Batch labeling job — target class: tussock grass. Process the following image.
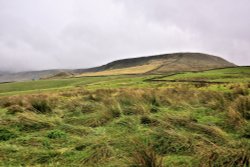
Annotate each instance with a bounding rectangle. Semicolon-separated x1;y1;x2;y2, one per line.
30;98;52;114
129;139;163;167
47;130;66;139
6;105;24;114
59;124;92;136
231;96;250;120
140;116;159;126
226;107;246;129
187;123;228;143
15;112;56;131
0;128;17;141
151;129;194;155
0;73;249;166
81;137;115;165
226;96;250;129
242;123;250;138
231;84;249;96
80;111;113;127
199;144;250;167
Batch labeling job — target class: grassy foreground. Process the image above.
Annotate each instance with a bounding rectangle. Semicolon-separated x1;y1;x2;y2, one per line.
0;67;249;166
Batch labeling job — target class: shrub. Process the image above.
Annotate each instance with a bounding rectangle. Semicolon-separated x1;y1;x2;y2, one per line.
0;128;17;141
47;130;66;139
31;99;52;113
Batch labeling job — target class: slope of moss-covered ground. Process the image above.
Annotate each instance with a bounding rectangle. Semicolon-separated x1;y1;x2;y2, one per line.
0;67;249;166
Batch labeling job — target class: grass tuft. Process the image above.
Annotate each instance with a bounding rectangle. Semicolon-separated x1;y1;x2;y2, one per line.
47;130;66;139
130;140;163;167
0;128;17;141
31;98;52;114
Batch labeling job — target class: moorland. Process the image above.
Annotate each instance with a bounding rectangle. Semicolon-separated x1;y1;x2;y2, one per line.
0;53;249;167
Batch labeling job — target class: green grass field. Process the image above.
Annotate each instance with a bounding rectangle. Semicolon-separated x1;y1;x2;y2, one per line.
0;76;114;94
0;67;249;166
159;66;250;82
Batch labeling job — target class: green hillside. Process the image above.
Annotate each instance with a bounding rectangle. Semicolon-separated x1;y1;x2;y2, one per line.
158;66;250;82
0;67;249;166
0;53;236;83
77;53;236;76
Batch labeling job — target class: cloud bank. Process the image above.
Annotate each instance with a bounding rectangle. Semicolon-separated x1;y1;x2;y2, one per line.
0;0;249;72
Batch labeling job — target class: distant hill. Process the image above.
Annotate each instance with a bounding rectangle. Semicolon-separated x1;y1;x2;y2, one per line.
0;71;11;75
0;70;71;83
0;52;236;82
77;52;236;76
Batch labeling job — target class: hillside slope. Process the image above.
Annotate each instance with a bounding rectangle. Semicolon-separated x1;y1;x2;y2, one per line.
77;53;236;76
0;70;71;83
0;52;236;82
0;77;249;166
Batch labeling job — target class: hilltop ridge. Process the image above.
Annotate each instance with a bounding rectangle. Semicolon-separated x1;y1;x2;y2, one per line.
77;52;236;76
0;52;236;82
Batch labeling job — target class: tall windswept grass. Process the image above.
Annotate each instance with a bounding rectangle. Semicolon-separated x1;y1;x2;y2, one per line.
227;107;246;129
199;143;250;167
0;128;17;141
231;84;249;96
81;138;114;165
151;129;194;155
226;95;250;129
231;96;250;120
0;80;249;166
129;140;163;167
30;98;52;114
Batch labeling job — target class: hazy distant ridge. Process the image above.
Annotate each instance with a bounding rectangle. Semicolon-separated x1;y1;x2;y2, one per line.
76;52;236;76
0;52;236;82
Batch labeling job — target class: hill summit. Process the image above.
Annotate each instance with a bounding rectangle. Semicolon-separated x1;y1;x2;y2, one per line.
77;52;236;76
0;52;236;82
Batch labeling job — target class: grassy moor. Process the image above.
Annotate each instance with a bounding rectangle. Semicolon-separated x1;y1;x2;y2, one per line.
1;1;249;166
0;60;249;166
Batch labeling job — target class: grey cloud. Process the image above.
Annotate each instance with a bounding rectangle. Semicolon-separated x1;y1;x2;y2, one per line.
0;0;249;72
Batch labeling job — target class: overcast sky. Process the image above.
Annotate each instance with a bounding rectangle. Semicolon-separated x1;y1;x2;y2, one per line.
0;0;249;72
